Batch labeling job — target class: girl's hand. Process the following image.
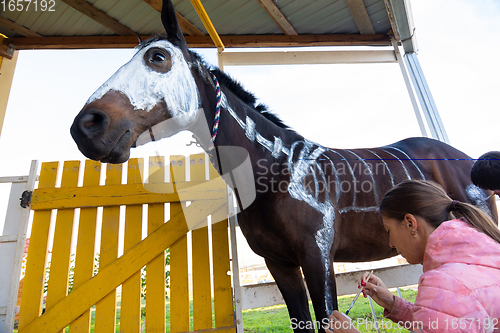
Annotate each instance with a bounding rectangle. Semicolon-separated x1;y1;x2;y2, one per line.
360;273;395;312
324;311;359;333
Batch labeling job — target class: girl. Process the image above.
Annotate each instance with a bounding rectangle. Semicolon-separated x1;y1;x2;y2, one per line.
327;180;500;332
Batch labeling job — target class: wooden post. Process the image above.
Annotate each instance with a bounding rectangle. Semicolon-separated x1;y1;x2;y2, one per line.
0;160;38;333
0;48;18;138
146;156;166;333
69;160;101;333
94;163;122;333
120;158;144;333
190;154;212;331
169;155;190;333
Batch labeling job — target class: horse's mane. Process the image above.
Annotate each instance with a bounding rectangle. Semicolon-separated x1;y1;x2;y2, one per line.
208;67;295;132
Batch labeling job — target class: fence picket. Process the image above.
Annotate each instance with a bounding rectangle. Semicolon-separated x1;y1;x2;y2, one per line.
95;164;122;333
120;158;144;333
191;154;213;330
169;155;190;333
209;164;234;329
146;156;166;333
45;161;80;333
16;156;236;333
69;160;101;333
18;162;59;330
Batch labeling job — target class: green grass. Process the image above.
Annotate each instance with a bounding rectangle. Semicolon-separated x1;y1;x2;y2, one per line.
14;289;417;332
242;288;418;333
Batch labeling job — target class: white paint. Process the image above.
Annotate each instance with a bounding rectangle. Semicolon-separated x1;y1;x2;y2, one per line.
220;93;291;157
366;149;395;186
271;137;283;159
466;184;492;216
287;140;335;314
86;40;200;127
329;148;380;213
221;92;336;313
388;147;425;180
245;116;256;141
329;150;357;207
321;155;341;206
346;149;380;204
381;149;411;179
339;206;379;214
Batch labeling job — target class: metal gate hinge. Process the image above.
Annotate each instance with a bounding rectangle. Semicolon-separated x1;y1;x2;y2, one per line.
20;190;32;208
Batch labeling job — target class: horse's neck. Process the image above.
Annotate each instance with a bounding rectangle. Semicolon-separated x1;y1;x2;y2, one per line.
212;87;304;170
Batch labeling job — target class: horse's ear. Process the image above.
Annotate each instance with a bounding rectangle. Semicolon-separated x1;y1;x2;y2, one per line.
161;0;188;50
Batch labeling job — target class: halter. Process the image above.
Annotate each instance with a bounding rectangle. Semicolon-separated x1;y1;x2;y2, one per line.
208;73;221;151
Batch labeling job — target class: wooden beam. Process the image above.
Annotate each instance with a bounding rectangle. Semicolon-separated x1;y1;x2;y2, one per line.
6;34;391;49
0;51;19;138
383;0;401;41
142;0;204;36
176;11;205;36
205;34;390;48
6;36;147;49
0;43;15;59
255;0;297;35
221;50;397;66
60;0;136;36
0;17;41;38
345;0;376;34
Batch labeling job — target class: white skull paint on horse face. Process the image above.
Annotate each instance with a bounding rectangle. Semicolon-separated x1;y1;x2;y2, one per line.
70;39;200;163
88;40;199;117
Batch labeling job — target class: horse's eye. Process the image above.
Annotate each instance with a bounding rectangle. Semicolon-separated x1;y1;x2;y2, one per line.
151;52;166;63
144;48;172;72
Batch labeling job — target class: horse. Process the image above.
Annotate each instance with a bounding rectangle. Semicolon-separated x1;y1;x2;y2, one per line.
70;0;498;331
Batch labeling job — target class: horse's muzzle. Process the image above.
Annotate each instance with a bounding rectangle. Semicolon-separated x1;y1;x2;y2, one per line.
71;107;133;164
73;109;109;139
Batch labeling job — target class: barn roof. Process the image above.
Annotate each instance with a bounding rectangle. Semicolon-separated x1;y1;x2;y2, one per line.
0;0;416;55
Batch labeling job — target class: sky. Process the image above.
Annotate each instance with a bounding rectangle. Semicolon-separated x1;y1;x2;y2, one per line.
0;0;499;257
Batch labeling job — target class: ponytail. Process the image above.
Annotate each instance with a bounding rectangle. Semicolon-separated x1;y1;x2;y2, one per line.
380;180;500;244
450;200;500;244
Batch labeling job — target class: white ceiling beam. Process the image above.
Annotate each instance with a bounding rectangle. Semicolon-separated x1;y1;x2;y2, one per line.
345;0;376;34
220;50;397;66
256;0;297;35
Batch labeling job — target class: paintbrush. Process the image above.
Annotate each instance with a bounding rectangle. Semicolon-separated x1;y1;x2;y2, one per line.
345;270;373;316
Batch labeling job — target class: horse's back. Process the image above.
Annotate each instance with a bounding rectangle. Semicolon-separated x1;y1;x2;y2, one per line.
387;137;473;193
386;137;497;223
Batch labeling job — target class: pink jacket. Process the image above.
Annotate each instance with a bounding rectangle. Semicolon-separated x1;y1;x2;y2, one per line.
385;219;500;332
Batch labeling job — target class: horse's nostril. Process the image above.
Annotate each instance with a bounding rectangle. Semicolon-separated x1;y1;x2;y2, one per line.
78;110;109;137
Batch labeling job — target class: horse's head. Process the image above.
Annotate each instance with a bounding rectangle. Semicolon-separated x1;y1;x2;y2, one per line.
71;0;208;163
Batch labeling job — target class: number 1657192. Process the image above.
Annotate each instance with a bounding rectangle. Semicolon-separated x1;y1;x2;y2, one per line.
1;0;56;12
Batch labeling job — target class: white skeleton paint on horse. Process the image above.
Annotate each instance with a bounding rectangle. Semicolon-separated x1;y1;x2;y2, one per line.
71;1;497;331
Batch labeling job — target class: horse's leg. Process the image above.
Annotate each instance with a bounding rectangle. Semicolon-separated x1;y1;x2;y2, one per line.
300;250;338;333
265;258;314;333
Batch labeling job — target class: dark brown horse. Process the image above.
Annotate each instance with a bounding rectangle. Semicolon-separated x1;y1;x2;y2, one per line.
70;1;498;331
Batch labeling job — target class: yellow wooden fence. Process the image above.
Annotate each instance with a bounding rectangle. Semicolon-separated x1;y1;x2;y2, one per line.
17;154;236;333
